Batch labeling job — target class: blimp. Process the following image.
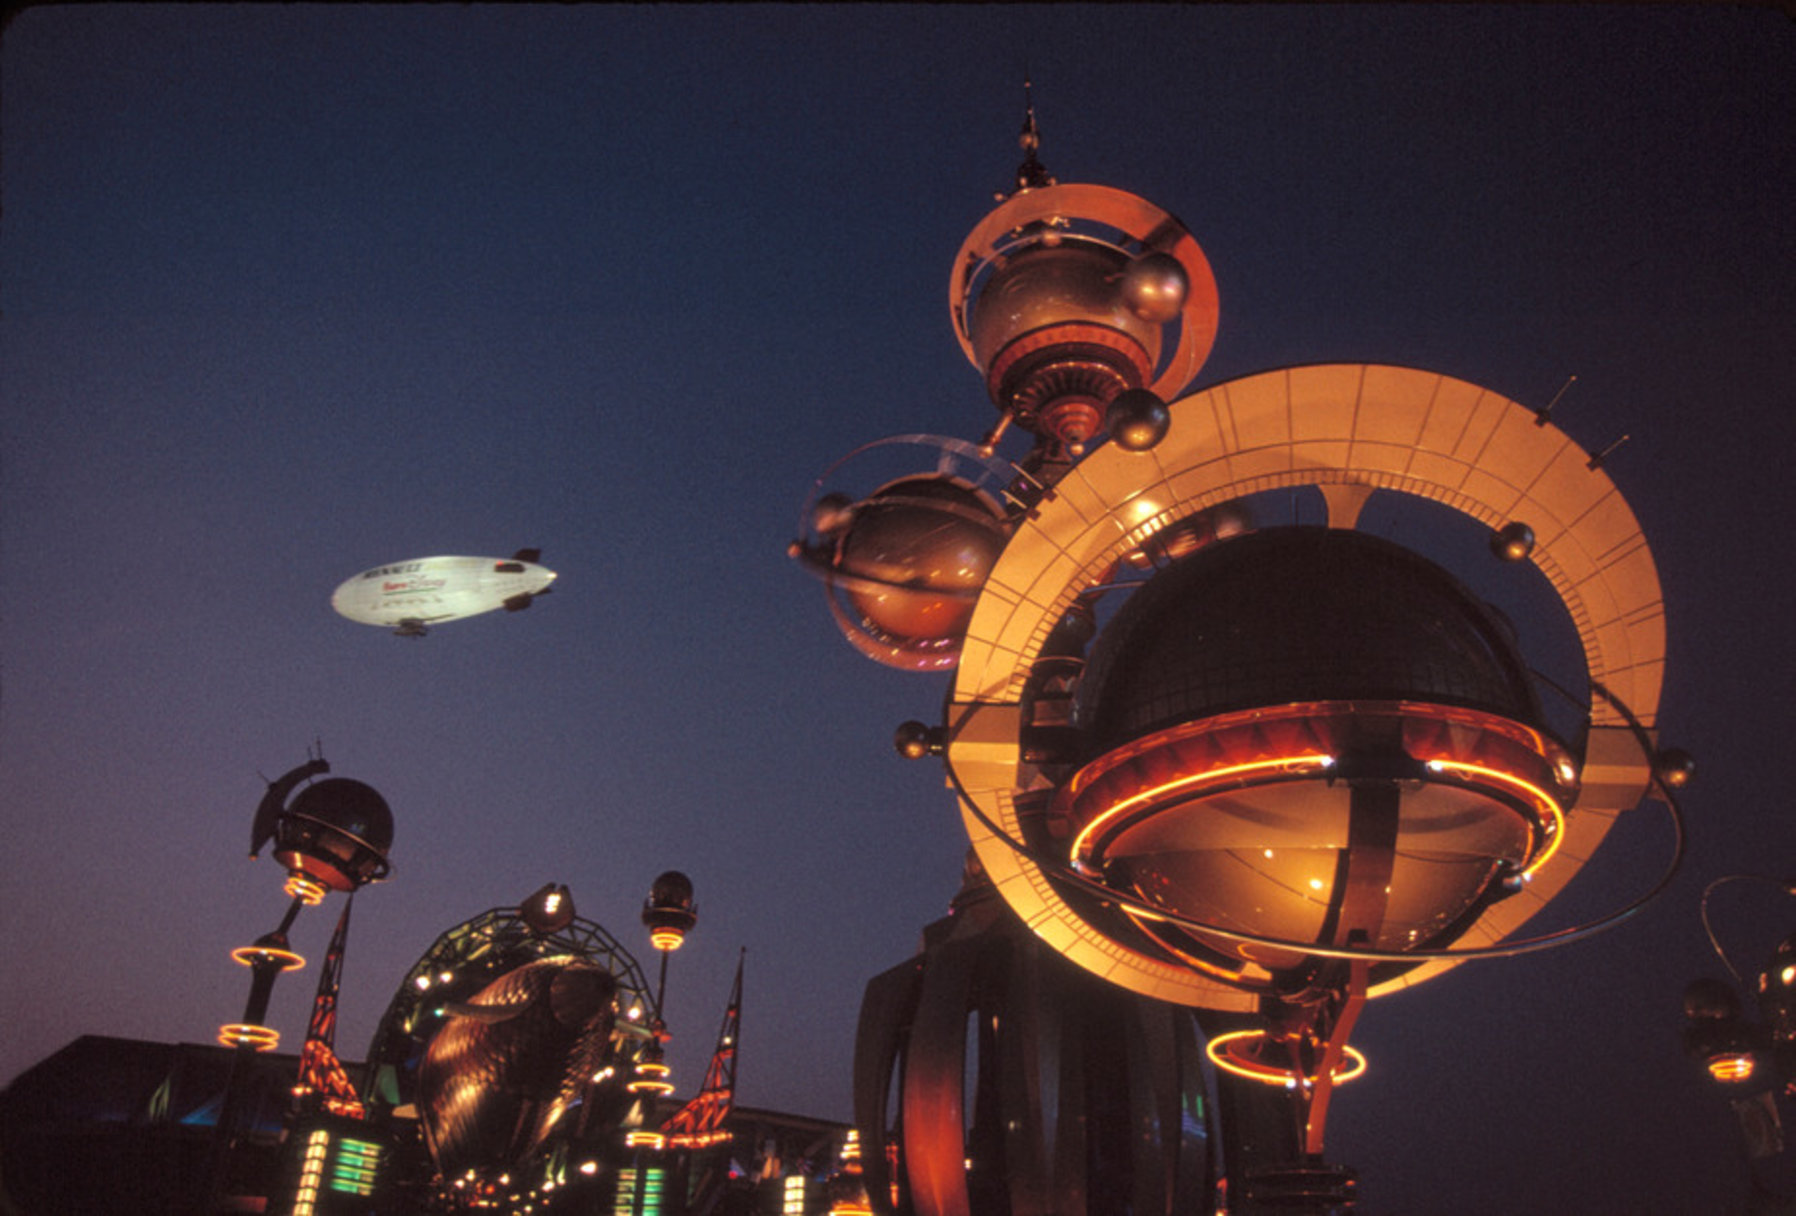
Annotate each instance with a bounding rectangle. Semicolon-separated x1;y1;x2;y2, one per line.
331;549;556;637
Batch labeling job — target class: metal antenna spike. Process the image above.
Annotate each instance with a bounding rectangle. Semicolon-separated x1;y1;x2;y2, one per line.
1020;75;1040;153
1534;374;1577;427
1586;433;1631;470
1011;72;1055;195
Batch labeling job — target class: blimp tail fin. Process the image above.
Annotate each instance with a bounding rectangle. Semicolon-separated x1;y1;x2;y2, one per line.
511;548;543;564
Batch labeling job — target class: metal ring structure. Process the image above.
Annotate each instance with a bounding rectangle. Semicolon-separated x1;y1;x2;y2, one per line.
949;183;1221;401
945;363;1665;1010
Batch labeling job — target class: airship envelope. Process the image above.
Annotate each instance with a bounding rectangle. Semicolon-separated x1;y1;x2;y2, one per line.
331;550;557;637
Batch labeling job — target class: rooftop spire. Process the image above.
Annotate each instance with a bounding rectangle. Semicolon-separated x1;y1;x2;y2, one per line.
1012;75;1055;195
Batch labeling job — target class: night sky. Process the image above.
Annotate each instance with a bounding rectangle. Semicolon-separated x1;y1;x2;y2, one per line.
4;7;1794;1213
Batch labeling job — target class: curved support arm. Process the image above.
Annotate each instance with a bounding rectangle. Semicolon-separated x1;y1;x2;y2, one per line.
248;757;330;859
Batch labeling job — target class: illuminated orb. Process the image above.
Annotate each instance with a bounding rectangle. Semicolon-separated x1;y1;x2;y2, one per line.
946;364;1666;1010
795;435;1016;672
642;870;697;951
950;182;1222;437
837;476;1006;640
1118;251;1191;324
1058;528;1568;983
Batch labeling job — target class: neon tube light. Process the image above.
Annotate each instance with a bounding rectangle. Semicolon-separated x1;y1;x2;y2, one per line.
1070;753;1336;860
1205;1029;1366;1086
1421;758;1567;875
218;1023;280;1051
1707;1053;1755;1082
284;874;328;904
231;944;305;970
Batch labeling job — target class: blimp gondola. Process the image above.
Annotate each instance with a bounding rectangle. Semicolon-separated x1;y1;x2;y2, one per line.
330;549;556;637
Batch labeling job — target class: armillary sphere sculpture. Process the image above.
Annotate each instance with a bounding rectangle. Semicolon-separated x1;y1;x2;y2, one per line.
796;93;1686;1215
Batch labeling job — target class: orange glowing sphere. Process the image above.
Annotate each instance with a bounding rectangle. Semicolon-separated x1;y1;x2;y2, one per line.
836;477;1006;646
1061;528;1559;982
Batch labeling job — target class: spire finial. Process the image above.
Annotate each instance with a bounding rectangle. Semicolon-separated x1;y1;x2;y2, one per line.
1012;73;1055;195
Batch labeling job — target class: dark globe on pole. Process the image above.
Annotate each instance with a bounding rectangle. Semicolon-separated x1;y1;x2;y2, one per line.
274;777;394;892
1106;389;1171;451
894;720;940;760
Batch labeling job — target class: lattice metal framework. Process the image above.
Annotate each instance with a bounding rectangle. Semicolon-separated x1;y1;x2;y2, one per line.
362;905;658;1109
663;952;744;1149
294;897;366;1119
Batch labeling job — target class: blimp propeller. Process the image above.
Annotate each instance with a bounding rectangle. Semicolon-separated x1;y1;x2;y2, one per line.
332;549;558;637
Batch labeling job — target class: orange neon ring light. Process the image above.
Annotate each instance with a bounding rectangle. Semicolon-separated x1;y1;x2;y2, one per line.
1420;757;1567;877
1067;753;1337;864
1205;1029;1367;1087
1069;750;1564;880
218;1023;281;1052
231;944;305;970
1708;1054;1755;1083
284;874;329;905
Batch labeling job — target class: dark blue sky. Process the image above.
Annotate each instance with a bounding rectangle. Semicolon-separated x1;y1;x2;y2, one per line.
3;7;1793;1213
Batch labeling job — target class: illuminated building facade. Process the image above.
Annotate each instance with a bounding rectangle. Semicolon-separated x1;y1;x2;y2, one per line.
0;1036;857;1216
0;848;851;1216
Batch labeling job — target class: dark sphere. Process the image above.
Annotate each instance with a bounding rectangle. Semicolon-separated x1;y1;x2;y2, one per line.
1656;747;1696;789
647;870;694;910
894;720;939;760
286;777;393;849
644;870;697;939
1684;976;1742;1021
1490;521;1536;563
1074;528;1542;757
1106;389;1171;451
1118;251;1189;323
277;777;394;891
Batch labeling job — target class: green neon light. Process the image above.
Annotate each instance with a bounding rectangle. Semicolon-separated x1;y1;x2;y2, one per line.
328;1138;382;1195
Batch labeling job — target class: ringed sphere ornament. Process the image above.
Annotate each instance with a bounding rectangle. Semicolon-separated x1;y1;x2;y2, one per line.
1119;251;1190;324
835;476;1007;646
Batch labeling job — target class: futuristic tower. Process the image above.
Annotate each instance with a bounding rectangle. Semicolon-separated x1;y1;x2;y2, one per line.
211;755;396;1214
221;757;396;1057
796;96;1683;1213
